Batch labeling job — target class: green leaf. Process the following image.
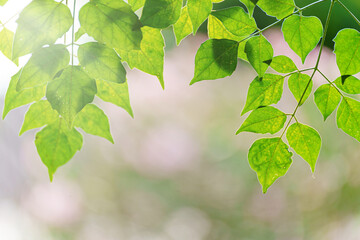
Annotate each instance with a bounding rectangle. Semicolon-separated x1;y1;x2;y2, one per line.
35;119;83;181
212;0;224;2
270;55;297;73
12;0;72;59
78;42;126;84
257;0;295;19
128;0;145;11
96;80;133;118
238;40;248;62
242;74;285;115
245;35;273;77
3;70;46;119
286;123;321;173
209;7;257;40
337;97;360;142
334;29;360;76
282;15;323;63
46;66;97;128
288;73;312;106
248;138;292;193
19;100;59;136
0;0;8;6
187;0;212;34
191;39;239;84
239;0;256;16
17;45;70;91
75;27;86;42
0;27;18;65
173;6;193;45
237;106;286;134
334;76;360;94
314;84;341;121
79;0;142;51
74;104;113;143
140;0;182;28
117;26;165;89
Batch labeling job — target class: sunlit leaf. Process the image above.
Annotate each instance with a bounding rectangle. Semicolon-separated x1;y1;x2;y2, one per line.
140;0;182;28
237;40;248;62
314;84;341;121
0;0;8;6
17;45;70;91
237;106;286;134
191;39;239;85
0;27;18;65
334;29;360;76
270;55;297;73
248;138;292;193
242;74;285;115
46;66;97;128
187;0;212;33
334;76;360;94
78;42;126;84
336;97;360;142
35;119;83;181
12;0;72;59
239;0;256;16
75;27;86;42
288;73;312;105
257;0;295;19
128;0;145;11
19;100;59;135
286;123;321;173
117;26;165;89
245;35;273;77
282;15;323;63
173;6;193;45
74;104;114;143
79;0;142;51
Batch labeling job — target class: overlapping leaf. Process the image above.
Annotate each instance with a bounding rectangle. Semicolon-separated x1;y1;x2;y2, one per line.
0;27;18;65
288;73;312;105
270;55;297;73
239;0;256;16
337;97;360;142
245;35;273;77
187;0;212;34
128;0;145;11
173;6;193;45
140;0;182;28
334;76;360;94
257;0;295;19
314;84;341;121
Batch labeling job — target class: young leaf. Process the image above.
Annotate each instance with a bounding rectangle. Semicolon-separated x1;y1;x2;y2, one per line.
75;27;86;42
19;100;59;136
257;0;295;19
46;66;97;128
96;80;133;118
270;55;297;73
173;6;193;45
336;97;360;142
239;0;256;16
286;123;321;173
288;73;312;105
245;35;273;77
282;15;323;63
187;0;212;34
237;106;286;134
334;76;360;94
35;119;83;181
128;0;145;11
140;0;182;28
74;104;114;143
3;70;46;119
0;27;18;65
117;26;165;89
210;7;257;40
78;42;126;84
248;138;292;193
12;0;72;59
314;84;341;121
17;45;70;91
242;74;285;115
191;39;239;85
79;0;142;51
334;29;360;76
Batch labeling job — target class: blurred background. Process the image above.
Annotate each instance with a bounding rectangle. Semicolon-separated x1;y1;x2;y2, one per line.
0;0;360;239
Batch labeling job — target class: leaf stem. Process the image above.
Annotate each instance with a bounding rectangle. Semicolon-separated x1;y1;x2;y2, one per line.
316;69;345;98
336;0;360;27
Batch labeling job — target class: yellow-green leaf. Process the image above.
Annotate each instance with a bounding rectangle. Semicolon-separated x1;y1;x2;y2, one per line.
0;27;18;65
288;73;312;106
334;76;360;94
173;6;193;45
270;55;297;73
257;0;295;19
187;0;212;34
314;84;341;121
245;35;273;77
336;97;360;142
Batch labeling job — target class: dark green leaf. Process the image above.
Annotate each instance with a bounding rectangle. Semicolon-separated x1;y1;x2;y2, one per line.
74;104;114;143
12;0;72;59
245;35;273;77
337;97;360;142
0;27;18;65
173;6;193;45
288;73;312;105
248;138;292;193
282;15;323;63
237;106;286;134
46;66;97;127
79;0;142;51
257;0;295;19
35;119;83;181
286;123;321;173
140;0;182;28
187;0;212;33
17;45;70;91
191;39;239;84
78;42;126;84
270;55;297;73
242;74;285;115
314;84;341;121
334;76;360;94
239;0;256;16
